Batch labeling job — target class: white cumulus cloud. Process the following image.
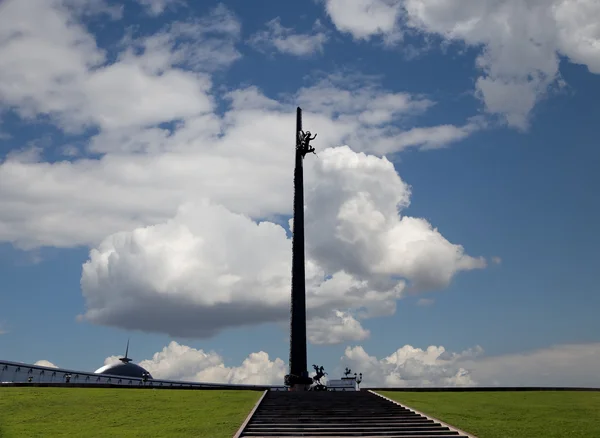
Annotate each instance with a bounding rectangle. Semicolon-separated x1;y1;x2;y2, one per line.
100;341;600;387
324;0;404;42
323;0;600;129
0;0;486;342
307;311;371;345
341;342;600;387
79;146;484;338
0;1;240;133
135;0;182;16
341;344;479;387
138;341;286;385
34;360;59;368
0;82;478;251
250;18;328;56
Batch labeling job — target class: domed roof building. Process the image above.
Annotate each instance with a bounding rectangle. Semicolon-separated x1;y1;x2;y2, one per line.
94;340;153;380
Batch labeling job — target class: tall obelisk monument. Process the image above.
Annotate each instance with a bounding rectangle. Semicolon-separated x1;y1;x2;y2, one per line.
285;107;317;391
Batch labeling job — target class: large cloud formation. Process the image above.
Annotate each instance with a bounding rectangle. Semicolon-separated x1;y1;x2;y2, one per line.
138;342;287;385
95;341;600;387
340;342;600;388
80;146;484;339
0;1;481;251
0;1;485;341
324;0;600;129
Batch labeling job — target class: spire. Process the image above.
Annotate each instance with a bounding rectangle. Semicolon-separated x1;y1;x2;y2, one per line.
120;338;132;363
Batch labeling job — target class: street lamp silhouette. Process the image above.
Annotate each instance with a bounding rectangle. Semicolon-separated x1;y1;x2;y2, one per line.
354;372;363;389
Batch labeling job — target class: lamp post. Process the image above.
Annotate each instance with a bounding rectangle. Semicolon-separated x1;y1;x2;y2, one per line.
355;373;363;390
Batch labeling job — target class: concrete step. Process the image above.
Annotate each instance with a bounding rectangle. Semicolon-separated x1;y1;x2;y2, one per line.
244;427;454;433
236;391;472;438
240;436;464;438
252;413;419;417
249;418;434;427
251;417;423;420
242;432;461;437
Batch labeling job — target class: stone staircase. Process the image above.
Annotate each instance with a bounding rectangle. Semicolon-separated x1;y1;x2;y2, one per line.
235;390;473;437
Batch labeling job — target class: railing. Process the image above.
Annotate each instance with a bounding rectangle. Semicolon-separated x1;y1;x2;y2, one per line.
0;360;286;391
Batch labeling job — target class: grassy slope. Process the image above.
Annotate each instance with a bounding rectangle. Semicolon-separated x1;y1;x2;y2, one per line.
0;388;262;438
378;391;600;438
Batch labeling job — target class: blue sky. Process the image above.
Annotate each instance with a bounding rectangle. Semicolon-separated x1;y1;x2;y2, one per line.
1;0;600;386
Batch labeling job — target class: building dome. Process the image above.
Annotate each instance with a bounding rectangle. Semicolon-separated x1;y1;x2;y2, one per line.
94;340;153;379
94;362;153;379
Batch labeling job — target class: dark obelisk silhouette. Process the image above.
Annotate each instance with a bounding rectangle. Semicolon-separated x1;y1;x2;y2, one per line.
285;107;317;391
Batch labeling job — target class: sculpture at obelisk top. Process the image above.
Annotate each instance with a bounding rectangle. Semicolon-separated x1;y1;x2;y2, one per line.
285;107;318;391
298;130;317;157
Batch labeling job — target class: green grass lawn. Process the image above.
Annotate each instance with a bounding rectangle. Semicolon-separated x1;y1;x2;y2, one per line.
378;391;600;438
0;388;262;438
